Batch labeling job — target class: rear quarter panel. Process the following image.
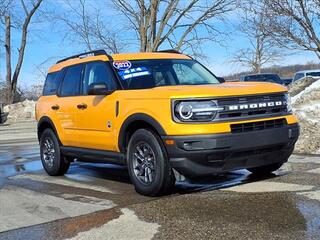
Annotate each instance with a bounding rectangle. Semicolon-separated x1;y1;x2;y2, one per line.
37;95;68;145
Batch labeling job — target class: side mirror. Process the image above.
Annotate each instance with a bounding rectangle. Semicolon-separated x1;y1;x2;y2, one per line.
217;77;225;83
88;83;114;95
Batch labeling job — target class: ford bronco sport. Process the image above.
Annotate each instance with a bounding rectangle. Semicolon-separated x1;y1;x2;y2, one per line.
36;50;299;196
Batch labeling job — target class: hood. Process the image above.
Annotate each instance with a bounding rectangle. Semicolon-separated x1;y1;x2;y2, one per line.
124;82;288;99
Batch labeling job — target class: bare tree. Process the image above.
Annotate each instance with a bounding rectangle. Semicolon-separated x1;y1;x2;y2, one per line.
253;0;320;59
231;6;281;73
0;1;12;84
56;0;121;53
111;0;235;56
0;0;12;17
3;0;43;104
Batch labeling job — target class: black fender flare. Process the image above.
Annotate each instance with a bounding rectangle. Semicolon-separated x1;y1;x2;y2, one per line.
118;113;167;152
37;116;60;143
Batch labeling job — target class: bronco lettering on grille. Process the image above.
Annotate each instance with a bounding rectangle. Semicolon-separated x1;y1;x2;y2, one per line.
227;101;286;111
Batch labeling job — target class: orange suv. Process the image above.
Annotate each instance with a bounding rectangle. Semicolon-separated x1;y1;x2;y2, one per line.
36;50;299;196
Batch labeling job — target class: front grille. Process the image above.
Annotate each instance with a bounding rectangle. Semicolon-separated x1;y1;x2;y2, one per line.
215;93;288;121
230;118;286;133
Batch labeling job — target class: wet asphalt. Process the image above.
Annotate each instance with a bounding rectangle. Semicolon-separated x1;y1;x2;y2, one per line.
0;121;320;240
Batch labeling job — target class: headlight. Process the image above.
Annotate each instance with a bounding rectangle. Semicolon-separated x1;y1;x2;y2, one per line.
285;93;292;112
174;100;223;122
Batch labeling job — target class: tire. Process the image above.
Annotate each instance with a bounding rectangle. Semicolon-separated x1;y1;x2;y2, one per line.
40;128;70;176
127;129;175;196
247;162;284;175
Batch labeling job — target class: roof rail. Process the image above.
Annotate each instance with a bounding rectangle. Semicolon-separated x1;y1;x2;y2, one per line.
156;49;181;54
56;49;112;64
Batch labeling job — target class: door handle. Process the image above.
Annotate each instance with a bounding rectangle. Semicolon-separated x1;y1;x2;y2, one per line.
51;105;60;110
77;103;87;109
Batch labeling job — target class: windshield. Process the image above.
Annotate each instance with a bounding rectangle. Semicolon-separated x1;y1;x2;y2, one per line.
306;72;320;77
113;59;220;89
243;74;283;84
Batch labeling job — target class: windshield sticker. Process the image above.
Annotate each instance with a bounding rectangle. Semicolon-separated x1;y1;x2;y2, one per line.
113;60;132;70
118;67;151;80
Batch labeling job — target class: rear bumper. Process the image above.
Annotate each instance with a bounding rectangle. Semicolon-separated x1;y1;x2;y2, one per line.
162;124;299;177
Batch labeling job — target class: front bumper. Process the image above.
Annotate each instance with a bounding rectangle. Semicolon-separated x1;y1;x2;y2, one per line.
162;123;299;177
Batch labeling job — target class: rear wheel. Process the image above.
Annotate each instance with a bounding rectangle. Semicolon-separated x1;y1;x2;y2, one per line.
40;128;70;176
247;162;284;175
127;129;175;196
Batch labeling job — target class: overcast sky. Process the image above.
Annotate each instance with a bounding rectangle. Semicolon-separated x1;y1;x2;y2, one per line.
0;0;319;87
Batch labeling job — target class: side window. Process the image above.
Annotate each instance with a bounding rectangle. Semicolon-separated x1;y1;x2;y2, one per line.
43;72;60;96
83;62;116;95
60;64;83;97
154;71;166;86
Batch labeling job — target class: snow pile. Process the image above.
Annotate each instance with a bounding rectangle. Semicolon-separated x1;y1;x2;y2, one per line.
3;100;37;123
289;77;318;97
290;78;320;154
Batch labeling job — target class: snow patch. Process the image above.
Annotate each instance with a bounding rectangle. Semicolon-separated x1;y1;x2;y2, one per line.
3;100;36;123
290;78;320;154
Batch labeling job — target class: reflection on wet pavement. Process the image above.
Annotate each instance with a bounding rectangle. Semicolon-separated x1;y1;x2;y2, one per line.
1;139;320;239
0;141;278;192
298;200;320;239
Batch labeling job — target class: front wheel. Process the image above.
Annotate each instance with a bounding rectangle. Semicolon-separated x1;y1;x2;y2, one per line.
40;129;70;176
127;129;175;196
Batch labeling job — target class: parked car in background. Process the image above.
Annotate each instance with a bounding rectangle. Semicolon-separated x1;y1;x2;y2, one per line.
0;103;8;124
293;70;320;82
240;73;285;85
282;78;293;86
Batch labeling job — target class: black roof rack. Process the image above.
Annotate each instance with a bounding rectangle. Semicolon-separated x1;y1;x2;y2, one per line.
56;49;112;64
156;49;181;54
156;49;194;59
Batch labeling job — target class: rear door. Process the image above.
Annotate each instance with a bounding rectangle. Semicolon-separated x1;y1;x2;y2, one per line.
74;61;119;151
55;64;84;146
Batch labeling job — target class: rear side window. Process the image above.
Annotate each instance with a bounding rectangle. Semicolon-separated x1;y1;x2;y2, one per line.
306;72;320;77
60;64;83;97
43;72;60;96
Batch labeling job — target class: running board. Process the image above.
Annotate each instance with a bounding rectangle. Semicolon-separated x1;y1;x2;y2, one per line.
60;146;126;165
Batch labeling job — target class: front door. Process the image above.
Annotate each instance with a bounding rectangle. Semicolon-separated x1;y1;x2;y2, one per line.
74;61;118;151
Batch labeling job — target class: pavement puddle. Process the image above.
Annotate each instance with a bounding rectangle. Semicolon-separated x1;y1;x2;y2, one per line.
59;193;116;207
10;174;115;194
297;200;320;239
0;186;115;233
223;181;314;193
67;208;159;240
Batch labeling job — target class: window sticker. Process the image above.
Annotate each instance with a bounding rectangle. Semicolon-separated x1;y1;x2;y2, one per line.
113;60;132;70
118;67;151;80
